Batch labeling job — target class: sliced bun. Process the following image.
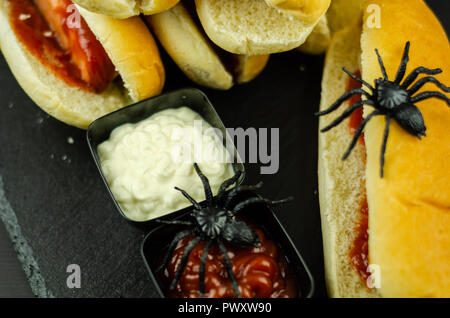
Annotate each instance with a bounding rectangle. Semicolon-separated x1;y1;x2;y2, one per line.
194;0;327;55
297;15;331;55
0;2;164;129
72;0;180;19
147;2;269;89
361;0;450;298
318;23;378;298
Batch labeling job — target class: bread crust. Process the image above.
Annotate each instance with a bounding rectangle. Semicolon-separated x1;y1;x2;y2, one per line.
72;0;180;19
0;1;164;129
361;0;450;297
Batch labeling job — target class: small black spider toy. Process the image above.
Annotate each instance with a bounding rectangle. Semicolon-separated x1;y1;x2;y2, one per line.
316;41;450;177
156;163;293;298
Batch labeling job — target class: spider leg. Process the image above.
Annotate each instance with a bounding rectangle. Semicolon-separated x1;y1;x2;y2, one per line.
379;116;391;178
156;229;195;274
217;239;241;298
394;42;410;84
343;67;375;91
216;170;242;203
342;110;382;160
224;182;264;209
411;91;450;106
375;49;388;80
193;163;213;204
198;240;213;298
231;197;293;217
174;187;202;210
321;100;375;133
315;89;372;116
170;236;202;291
408;77;450;95
401;67;442;89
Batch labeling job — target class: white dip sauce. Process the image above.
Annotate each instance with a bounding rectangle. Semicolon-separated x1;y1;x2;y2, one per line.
98;107;234;221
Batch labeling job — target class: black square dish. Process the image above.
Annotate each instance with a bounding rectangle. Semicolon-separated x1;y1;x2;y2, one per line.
86;88;245;226
141;191;315;298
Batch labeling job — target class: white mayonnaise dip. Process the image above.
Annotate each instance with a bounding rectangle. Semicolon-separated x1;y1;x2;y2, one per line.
98;107;234;221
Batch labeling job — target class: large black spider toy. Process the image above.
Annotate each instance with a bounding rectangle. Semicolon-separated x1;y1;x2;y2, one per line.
156;163;292;298
316;41;450;177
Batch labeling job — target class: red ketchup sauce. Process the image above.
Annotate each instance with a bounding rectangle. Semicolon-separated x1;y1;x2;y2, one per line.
346;71;365;146
161;222;297;298
349;197;370;284
346;71;371;285
8;0;115;93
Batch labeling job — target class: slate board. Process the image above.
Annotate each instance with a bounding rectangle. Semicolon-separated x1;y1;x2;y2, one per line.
0;0;448;298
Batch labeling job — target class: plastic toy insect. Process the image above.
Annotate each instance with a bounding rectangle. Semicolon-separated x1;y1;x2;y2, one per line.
316;41;450;177
156;163;292;298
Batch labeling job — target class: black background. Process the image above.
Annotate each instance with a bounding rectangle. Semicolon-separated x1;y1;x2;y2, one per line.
0;0;448;298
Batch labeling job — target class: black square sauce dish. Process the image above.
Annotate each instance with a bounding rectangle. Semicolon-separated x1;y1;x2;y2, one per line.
141;190;315;299
87;88;244;227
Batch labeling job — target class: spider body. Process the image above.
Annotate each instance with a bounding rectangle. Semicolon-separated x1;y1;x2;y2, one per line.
317;42;450;177
156;163;292;298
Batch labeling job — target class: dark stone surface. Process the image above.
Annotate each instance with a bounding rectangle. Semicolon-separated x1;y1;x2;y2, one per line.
0;0;448;298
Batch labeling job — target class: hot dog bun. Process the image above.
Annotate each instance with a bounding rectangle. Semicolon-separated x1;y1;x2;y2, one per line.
194;0;330;55
72;0;180;19
297;15;330;55
318;0;450;297
147;2;269;90
0;2;164;129
361;0;450;298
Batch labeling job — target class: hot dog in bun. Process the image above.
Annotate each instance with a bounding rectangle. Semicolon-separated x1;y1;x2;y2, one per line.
318;0;450;298
0;0;165;129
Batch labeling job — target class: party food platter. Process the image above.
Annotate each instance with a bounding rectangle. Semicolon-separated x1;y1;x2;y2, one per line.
0;0;449;299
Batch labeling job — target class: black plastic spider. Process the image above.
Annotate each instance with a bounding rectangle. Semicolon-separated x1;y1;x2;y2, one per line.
156;163;293;298
316;41;450;177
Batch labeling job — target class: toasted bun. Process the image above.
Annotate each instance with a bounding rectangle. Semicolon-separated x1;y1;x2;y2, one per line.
327;0;363;34
319;0;450;298
318;23;378;298
361;0;450;298
147;2;269;89
72;0;180;19
194;0;328;55
297;15;331;55
0;2;164;129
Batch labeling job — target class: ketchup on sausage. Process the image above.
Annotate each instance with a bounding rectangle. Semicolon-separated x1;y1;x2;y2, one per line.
9;0;115;93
